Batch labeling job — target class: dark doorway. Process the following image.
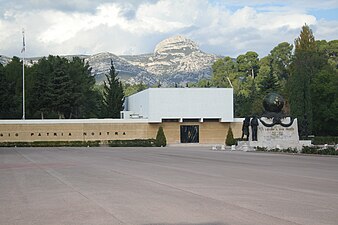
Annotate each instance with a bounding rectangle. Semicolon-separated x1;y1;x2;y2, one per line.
180;125;199;143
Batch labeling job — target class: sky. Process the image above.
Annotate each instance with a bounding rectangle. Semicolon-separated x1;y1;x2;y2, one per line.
1;0;338;58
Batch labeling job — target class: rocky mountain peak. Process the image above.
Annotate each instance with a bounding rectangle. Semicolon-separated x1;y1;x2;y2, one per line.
154;35;200;56
1;36;221;86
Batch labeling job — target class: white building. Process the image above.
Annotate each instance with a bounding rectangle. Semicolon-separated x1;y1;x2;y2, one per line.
0;88;242;145
122;88;234;123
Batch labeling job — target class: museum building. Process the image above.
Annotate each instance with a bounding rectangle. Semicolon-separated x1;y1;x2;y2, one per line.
0;88;242;144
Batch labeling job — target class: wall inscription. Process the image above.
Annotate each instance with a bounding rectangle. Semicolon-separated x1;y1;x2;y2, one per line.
250;118;300;149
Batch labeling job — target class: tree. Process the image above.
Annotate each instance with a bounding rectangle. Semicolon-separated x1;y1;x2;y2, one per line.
316;40;338;72
26;55;103;119
103;60;124;118
270;43;292;77
288;24;325;137
28;57;53;118
294;25;316;53
311;40;338;135
212;56;238;88
0;55;105;119
211;53;261;117
67;57;98;118
256;56;280;96
155;126;167;147
225;127;236;146
236;51;259;78
123;83;147;97
0;64;15;118
195;79;212;88
50;56;73;118
269;42;293;95
3;56;23;118
311;65;338;135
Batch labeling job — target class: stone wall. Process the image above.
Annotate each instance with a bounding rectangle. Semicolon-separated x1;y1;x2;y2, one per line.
0;120;242;145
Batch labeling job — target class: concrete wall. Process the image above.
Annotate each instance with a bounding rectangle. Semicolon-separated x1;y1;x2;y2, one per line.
0;119;242;145
126;89;149;119
126;88;234;123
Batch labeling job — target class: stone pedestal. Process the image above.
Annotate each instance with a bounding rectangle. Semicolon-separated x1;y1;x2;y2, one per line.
249;117;301;150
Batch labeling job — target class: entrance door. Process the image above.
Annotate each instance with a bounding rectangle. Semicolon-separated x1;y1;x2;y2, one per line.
180;125;199;143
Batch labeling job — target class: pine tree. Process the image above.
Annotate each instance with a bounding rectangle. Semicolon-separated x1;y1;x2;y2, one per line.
0;64;15;118
68;57;97;118
155;126;167;147
28;57;53;119
311;65;338;135
288;24;318;137
225;126;236;146
103;60;124;118
3;57;23;118
50;57;72;118
259;73;280;96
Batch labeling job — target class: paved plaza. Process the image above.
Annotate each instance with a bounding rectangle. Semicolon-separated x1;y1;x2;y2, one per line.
0;147;338;225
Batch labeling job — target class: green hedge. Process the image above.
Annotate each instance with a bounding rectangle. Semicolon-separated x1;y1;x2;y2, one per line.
301;146;338;155
108;139;156;147
255;146;298;153
256;146;337;155
312;136;338;145
0;141;100;147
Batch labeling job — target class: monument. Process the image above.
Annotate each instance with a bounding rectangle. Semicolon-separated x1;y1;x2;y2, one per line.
245;93;302;150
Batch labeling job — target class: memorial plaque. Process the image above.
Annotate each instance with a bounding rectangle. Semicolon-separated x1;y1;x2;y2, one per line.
241;93;303;150
250;118;300;150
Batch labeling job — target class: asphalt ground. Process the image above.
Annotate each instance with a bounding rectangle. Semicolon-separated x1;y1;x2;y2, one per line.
0;147;337;225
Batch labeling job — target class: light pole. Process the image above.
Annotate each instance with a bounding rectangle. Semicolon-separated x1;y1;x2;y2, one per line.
21;28;26;120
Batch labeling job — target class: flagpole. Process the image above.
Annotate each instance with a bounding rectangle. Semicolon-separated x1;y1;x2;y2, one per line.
22;29;25;120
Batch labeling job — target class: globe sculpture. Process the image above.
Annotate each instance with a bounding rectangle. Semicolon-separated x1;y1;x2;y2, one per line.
263;93;285;113
260;93;294;127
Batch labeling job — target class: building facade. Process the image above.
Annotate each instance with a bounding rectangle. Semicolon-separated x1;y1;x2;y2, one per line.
123;88;234;122
0;88;242;145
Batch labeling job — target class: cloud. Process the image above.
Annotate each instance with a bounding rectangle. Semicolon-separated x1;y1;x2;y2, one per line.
0;0;159;13
0;0;336;58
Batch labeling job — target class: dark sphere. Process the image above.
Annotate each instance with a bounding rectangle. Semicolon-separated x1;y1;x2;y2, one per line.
263;93;285;113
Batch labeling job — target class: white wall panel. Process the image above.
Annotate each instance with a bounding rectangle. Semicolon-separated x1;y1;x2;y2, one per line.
126;88;234;122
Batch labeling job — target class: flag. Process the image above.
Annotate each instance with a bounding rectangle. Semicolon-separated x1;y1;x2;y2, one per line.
21;29;25;53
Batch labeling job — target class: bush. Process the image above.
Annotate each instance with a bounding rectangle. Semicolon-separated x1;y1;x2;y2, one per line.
319;147;338;155
0;141;100;147
108;139;156;147
255;146;268;151
270;147;298;153
312;136;338;145
155;126;167;147
301;146;320;154
225;127;236;146
283;148;299;153
256;147;298;153
302;146;338;155
255;145;338;155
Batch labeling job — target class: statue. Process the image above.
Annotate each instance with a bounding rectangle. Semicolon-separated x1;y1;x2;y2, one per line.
260;93;294;127
241;117;250;141
242;92;300;150
251;116;259;141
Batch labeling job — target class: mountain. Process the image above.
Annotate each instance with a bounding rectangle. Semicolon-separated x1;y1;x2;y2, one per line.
84;52;154;84
0;35;220;86
0;55;11;65
120;35;220;85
